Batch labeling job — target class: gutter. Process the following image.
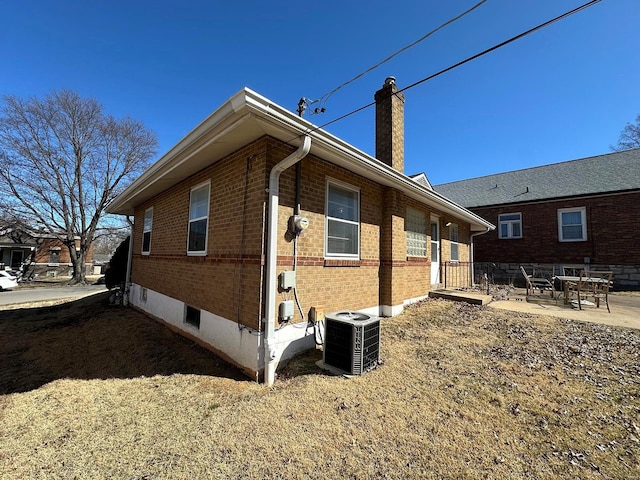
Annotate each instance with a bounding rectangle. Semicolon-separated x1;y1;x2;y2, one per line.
264;135;311;386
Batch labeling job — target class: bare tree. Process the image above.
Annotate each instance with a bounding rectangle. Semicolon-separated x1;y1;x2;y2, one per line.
93;220;130;257
0;90;157;284
615;114;640;150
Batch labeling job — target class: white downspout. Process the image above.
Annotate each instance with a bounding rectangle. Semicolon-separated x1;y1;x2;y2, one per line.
124;216;134;306
264;135;311;386
470;226;492;287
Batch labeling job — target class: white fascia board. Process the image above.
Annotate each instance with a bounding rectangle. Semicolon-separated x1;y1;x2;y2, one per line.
107;87;494;232
106;90;251;214
291;120;494;232
240;90;494;231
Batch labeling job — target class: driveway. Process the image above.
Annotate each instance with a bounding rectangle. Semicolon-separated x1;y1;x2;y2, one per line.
0;284;106;307
489;289;640;330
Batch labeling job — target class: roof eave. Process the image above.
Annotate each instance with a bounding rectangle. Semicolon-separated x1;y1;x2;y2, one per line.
106;88;494;232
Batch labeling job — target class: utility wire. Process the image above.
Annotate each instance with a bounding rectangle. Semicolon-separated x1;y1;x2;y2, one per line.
317;0;488;110
301;0;602;136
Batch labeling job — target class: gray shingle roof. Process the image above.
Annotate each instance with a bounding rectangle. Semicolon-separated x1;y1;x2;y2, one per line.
432;148;640;208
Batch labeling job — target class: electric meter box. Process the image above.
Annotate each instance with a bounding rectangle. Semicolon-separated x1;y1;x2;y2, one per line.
279;300;294;322
279;270;296;290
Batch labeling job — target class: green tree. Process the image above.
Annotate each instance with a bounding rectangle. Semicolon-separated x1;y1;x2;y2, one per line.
0;90;157;284
104;236;130;290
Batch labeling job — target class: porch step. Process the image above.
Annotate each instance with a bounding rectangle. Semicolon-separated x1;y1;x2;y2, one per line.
428;289;492;306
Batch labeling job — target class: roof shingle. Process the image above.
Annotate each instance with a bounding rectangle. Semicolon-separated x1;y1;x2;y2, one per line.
432;148;640;208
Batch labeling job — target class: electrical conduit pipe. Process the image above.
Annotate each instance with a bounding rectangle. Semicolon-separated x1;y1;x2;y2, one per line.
264;135;311;386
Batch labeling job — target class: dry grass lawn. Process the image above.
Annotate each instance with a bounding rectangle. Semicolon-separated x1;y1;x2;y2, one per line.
1;293;638;479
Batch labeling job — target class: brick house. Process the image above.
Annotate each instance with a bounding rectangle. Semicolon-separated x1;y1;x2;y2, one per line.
0;229;35;271
32;236;94;277
433;148;640;289
0;228;93;277
106;79;494;383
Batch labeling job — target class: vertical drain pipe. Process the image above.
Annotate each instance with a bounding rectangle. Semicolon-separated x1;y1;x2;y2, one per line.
264;135;311;386
470;227;492;287
124;216;135;306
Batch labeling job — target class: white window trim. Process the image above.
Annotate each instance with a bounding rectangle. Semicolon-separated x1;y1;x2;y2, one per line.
557;207;587;242
449;223;460;262
498;212;522;239
142;207;153;255
187;181;211;256
324;178;360;260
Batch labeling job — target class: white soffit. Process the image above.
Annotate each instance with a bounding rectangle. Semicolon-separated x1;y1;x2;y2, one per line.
107;88;493;232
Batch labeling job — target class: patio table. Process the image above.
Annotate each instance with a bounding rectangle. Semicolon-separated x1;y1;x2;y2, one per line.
554;275;611;306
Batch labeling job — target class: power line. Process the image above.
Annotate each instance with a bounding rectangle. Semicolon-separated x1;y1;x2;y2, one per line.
315;0;488;111
301;0;602;136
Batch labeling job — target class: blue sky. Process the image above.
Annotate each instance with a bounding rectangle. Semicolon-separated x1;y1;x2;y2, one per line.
2;0;638;184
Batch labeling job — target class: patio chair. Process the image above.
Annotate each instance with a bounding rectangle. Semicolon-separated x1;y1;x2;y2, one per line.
576;270;612;313
562;265;583;277
520;265;555;300
563;269;584;305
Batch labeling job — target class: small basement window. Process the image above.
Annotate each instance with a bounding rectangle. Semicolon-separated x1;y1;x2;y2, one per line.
185;305;201;329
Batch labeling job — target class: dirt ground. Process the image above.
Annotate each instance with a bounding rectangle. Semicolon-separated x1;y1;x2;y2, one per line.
0;289;638;479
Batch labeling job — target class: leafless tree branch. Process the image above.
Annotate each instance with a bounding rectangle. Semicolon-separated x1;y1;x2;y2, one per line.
0;90;157;283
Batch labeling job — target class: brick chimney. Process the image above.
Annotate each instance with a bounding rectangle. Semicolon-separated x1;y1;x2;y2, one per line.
375;76;405;173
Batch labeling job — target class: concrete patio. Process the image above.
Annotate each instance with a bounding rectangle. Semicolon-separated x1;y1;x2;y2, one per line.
488;288;640;331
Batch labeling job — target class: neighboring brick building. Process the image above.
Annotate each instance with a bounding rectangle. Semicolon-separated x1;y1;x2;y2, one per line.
32;236;94;277
0;229;35;271
106;80;494;383
0;229;93;277
433;148;640;289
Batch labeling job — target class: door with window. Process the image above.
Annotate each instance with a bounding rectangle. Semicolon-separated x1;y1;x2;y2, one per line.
430;218;440;284
11;250;23;269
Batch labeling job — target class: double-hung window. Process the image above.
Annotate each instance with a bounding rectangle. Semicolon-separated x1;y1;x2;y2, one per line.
142;207;153;254
406;207;427;257
326;180;360;258
449;223;459;262
188;182;210;254
558;207;586;242
498;213;522;239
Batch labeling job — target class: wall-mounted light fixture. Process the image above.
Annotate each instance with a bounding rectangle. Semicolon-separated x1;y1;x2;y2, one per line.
445;222;452;227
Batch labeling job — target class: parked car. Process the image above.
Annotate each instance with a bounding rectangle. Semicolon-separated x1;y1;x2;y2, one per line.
0;270;19;291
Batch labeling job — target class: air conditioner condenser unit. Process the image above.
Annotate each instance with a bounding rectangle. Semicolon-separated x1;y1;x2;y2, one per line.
323;311;380;375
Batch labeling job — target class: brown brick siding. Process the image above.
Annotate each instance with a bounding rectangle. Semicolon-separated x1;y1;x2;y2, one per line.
131;135;474;333
132;138;271;329
471;191;640;265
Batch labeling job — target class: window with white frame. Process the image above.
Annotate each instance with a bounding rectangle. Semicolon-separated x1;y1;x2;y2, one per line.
142;207;153;254
406;207;427;257
498;212;522;239
558;207;586;242
188;182;210;254
449;223;459;261
326;180;360;258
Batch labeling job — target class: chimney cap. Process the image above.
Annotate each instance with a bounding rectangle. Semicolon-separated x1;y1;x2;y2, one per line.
384;76;396;86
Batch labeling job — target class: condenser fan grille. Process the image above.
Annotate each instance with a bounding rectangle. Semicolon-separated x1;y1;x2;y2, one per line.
324;312;380;375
